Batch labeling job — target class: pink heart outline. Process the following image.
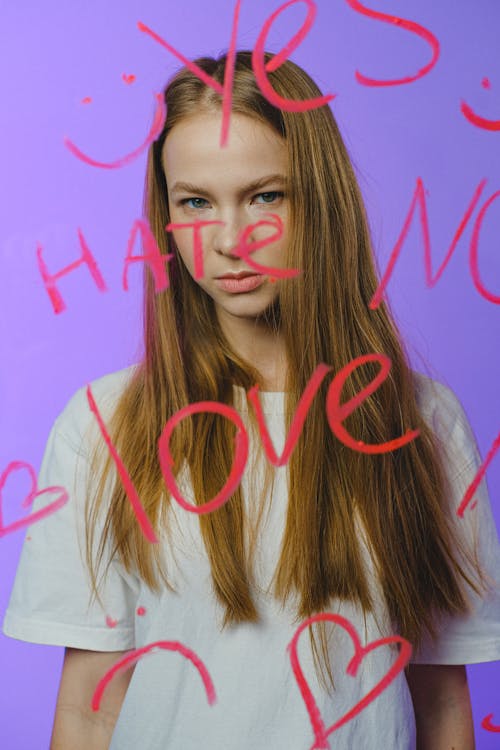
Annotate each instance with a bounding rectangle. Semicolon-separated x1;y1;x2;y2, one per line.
287;612;413;750
0;460;69;537
91;640;216;712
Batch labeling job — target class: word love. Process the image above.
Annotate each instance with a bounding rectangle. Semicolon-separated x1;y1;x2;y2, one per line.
0;461;68;538
88;353;420;544
88;349;497;543
91;613;412;747
36;214;298;315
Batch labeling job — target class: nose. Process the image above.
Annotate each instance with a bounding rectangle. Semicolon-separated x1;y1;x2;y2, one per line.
212;212;249;258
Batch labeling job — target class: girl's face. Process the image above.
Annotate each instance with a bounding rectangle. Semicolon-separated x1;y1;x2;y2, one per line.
162;111;289;332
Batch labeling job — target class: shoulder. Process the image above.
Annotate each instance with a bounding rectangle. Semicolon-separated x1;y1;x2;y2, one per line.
411;370;479;478
51;364;140;455
412;371;471;439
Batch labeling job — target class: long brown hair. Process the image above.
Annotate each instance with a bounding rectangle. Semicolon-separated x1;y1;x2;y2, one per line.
86;51;487;689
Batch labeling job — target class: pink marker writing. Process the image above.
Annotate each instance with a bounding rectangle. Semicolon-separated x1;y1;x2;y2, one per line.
91;640;216;712
0;461;68;538
288;612;412;749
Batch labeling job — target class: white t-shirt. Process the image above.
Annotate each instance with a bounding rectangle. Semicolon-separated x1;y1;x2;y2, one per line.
3;366;500;749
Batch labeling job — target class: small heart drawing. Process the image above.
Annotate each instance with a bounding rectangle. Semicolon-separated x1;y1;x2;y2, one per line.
122;73;136;85
288;612;412;750
0;460;69;538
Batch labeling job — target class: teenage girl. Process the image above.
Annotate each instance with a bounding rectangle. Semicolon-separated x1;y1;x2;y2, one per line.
4;51;500;750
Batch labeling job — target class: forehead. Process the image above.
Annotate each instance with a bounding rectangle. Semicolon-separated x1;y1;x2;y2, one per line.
161;112;287;187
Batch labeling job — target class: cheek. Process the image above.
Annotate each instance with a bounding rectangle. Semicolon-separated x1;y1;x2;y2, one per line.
268;212;289;256
172;234;214;295
270;226;290;267
172;233;195;274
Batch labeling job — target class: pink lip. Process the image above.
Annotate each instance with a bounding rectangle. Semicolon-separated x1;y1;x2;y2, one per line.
214;275;265;293
216;271;256;279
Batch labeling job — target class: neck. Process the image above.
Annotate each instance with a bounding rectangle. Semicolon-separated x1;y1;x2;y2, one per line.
217;312;288;392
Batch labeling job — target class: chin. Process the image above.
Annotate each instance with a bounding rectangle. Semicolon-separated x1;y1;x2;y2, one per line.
220;294;280;320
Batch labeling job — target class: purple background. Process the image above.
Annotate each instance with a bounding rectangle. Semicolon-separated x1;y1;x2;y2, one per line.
1;0;499;746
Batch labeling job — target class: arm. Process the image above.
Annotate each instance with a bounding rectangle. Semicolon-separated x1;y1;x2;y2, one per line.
406;664;475;750
50;647;135;750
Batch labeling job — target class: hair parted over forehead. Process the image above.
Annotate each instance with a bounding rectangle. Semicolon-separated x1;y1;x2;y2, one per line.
146;49;383;371
148;50;373;322
87;49;488;695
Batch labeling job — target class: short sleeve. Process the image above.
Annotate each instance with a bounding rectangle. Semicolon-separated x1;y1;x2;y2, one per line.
2;412;139;651
410;378;500;664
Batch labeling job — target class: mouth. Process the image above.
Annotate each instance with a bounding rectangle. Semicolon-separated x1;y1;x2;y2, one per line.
214;274;266;294
215;271;261;280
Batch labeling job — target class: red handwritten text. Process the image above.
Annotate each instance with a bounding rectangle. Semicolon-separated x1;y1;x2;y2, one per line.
137;0;241;149
37;227;108;315
37;213;299;313
345;0;440;87
247;362;333;465
326;353;420;453
91;640;216;712
252;0;334;112
288;612;412;748
369;178;490;309
139;0;333;148
88;355;422;535
158;402;249;515
233;215;301;278
457;426;500;517
469;189;500;303
166;220;224;280
86;385;159;543
123;219;174;292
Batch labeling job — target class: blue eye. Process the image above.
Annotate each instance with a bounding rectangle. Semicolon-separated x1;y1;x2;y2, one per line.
182;197;209;209
255;191;283;204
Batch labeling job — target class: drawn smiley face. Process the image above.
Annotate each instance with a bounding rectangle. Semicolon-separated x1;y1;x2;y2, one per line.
461;76;500;131
64;86;166;169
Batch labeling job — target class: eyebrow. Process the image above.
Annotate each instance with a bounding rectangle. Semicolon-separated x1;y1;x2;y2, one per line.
169;173;287;197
